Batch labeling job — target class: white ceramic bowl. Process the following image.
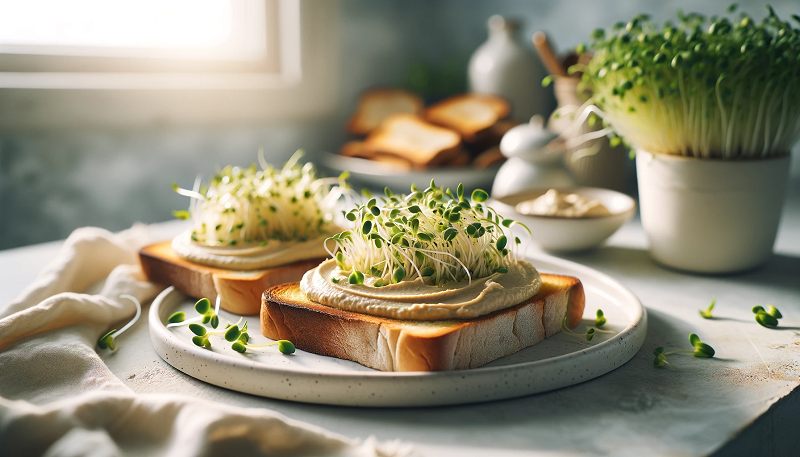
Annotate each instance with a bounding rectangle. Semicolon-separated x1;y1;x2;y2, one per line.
490;187;636;252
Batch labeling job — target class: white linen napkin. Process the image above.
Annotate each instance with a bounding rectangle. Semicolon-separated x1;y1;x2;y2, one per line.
0;226;408;457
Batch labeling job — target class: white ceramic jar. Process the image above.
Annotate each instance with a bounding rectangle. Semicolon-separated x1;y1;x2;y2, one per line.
635;151;791;273
468;15;554;120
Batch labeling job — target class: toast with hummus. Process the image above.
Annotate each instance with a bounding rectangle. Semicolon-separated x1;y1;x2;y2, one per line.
261;273;584;371
259;181;585;371
140;242;323;315
139;151;346;315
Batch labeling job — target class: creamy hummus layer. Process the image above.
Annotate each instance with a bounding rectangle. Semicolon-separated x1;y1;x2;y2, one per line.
300;258;541;320
171;230;330;270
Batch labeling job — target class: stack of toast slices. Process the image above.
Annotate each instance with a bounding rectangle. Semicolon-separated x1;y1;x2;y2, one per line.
342;89;516;170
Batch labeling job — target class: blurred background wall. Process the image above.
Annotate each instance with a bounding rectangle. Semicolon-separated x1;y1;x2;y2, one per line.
1;0;798;249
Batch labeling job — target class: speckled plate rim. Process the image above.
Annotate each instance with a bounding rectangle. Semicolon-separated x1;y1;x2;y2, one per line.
149;253;646;407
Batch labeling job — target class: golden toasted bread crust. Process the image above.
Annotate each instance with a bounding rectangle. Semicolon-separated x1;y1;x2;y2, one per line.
139;241;324;315
425;94;511;142
363;114;463;167
261;274;584;371
347;89;424;136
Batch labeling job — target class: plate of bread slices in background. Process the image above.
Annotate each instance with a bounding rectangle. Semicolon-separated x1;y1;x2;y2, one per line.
322;88;516;191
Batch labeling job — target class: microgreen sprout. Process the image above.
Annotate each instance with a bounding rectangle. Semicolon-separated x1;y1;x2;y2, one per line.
653;333;715;369
561;315;615;341
572;6;800;158
165;296;222;329
699;299;715;319
752;305;782;328
325;181;530;286
172;149;348;247
97;294;142;352
595;309;607;327
166;295;295;354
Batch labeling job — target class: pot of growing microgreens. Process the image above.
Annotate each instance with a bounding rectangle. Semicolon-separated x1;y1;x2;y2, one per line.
325;182;529;288
571;6;798;273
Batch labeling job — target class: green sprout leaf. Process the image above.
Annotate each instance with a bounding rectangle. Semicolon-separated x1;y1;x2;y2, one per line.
189;323;207;336
471;189;489;203
224;325;242;342
753;304;782;328
231;341;247;353
699;299;715;319
392;267;406;284
98;330;117;350
755;312;778;328
167;311;186;324
278;340;296;354
349;270;365;285
595;309;607;327
172;210;191;220
195;298;211;315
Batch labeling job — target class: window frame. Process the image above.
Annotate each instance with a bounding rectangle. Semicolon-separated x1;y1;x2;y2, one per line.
0;0;340;130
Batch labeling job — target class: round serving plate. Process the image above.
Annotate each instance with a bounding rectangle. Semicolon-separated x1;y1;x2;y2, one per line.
149;253;646;407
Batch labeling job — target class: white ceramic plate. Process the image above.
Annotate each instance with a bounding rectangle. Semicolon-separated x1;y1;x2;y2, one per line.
149;254;646;407
319;151;499;192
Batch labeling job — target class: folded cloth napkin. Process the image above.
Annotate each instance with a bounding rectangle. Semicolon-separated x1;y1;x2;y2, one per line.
0;226;408;457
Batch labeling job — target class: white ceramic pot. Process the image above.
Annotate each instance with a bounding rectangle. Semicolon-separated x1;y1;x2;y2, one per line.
636;151;790;273
468;15;554;120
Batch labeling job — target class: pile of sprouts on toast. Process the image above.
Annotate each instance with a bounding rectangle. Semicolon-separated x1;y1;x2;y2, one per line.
172;150;348;246
568;5;800;159
325;182;529;287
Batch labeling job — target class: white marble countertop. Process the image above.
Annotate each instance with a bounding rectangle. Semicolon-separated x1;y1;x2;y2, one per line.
2;185;799;457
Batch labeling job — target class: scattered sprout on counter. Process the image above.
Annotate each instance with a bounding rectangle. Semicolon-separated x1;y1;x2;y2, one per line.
97;294;142;352
699;299;715;319
753;305;782;328
653;333;715;369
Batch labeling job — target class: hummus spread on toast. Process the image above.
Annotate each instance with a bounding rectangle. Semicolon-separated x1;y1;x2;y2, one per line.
301;258;541;320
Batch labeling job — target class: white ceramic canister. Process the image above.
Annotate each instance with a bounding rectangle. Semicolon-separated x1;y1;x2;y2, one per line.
468;15;555;121
635;151;790;273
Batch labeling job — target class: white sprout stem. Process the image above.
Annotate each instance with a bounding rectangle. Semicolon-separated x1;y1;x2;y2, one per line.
116;294;142;337
245;341;282;348
166;315;202;328
175;186;207;201
258;147;269;170
564;128;614;149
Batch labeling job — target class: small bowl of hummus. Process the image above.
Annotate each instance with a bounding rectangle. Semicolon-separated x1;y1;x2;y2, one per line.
490;187;636;252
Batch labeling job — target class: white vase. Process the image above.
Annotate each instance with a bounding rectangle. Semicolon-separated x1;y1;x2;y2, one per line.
635;150;791;274
468;15;554;121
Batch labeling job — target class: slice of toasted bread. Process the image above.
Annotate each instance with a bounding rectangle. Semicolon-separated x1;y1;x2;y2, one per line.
261;274;584;371
425;94;511;142
363;114;462;168
139;241;324;315
347;89;424;136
